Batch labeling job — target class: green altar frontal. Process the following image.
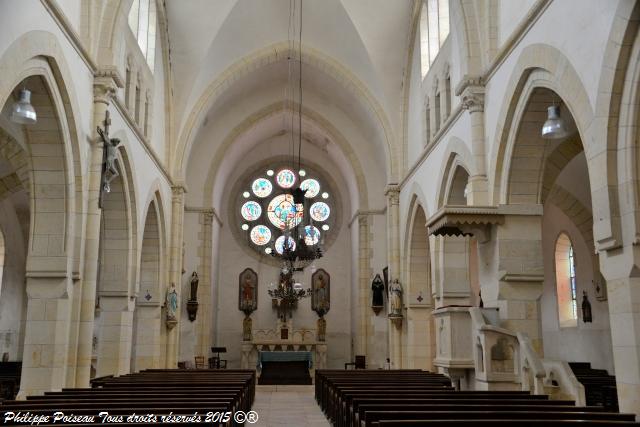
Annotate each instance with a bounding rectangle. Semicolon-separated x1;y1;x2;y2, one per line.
258;351;313;369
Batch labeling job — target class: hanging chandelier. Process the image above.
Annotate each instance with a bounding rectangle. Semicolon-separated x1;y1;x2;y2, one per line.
270;0;322;273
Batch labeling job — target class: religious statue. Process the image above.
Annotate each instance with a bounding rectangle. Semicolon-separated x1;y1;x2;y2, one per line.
312;269;330;316
371;274;384;314
238;268;258;315
186;272;200;322
317;316;326;342
242;315;252;341
189;272;199;301
582;290;593;323
96;110;121;208
389;279;403;316
165;283;178;329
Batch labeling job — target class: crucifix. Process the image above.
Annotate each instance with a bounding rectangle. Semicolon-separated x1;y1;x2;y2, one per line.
97;110;120;208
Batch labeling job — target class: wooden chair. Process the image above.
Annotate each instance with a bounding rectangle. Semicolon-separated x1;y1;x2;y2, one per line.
344;355;367;370
194;356;205;369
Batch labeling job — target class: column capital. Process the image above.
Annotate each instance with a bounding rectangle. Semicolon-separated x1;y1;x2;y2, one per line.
202;209;215;225
456;76;485;113
357;214;368;227
385;184;400;206
93;67;124;105
171;183;188;200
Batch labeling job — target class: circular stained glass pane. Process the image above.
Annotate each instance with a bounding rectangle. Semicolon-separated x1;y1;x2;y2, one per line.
252;178;273;198
275;235;296;254
267;194;303;229
304;225;321;245
250;225;271;246
276;169;296;189
310;202;330;222
300;179;320;198
241;201;262;221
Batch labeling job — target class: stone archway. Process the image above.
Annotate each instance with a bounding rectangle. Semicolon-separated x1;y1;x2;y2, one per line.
94;150;138;378
405;199;435;370
131;199;163;372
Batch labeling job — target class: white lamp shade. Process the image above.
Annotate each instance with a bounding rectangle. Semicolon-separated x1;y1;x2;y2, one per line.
11;89;37;124
541;105;569;139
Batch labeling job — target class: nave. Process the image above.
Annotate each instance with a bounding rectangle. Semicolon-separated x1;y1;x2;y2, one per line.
2;368;640;426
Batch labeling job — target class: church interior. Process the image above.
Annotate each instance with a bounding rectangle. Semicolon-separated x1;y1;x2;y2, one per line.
1;0;640;425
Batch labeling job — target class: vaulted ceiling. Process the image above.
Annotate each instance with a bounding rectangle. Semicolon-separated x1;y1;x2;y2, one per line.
166;0;415;189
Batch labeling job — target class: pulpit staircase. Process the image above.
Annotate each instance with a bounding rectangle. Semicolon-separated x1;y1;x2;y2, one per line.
569;362;619;411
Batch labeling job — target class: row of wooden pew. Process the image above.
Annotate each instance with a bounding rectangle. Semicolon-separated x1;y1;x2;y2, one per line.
0;369;255;426
315;369;640;427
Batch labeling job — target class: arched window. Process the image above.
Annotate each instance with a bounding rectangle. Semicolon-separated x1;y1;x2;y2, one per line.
420;0;450;77
128;0;157;70
237;165;334;258
555;233;578;327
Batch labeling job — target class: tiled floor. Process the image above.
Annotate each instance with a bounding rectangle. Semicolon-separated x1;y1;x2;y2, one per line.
251;385;331;426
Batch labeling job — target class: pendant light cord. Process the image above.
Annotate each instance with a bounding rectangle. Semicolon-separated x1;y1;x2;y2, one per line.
298;0;303;173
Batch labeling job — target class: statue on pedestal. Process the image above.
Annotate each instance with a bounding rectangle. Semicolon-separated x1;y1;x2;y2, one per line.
238;268;258;315
312;269;330;316
317;317;326;342
189;272;199;301
165;283;178;329
371;274;384;315
389;279;403;316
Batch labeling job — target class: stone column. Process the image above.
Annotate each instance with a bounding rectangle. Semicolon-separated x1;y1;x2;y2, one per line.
196;210;214;358
457;78;488;205
75;72;120;387
166;184;186;368
95;295;134;376
385;185;402;368
600;247;640;417
355;214;371;358
18;276;72;397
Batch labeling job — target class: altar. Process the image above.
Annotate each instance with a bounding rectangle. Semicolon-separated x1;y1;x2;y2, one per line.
258;351;313;369
240;319;327;381
256;350;314;385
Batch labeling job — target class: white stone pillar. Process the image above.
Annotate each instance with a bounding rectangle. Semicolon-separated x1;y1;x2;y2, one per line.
355;214;371;357
131;303;161;371
95;295;134;376
600;248;640;417
196;210;214;358
18;277;72;397
385;185;403;368
75;72;121;387
167;184;186;368
457;78;488;205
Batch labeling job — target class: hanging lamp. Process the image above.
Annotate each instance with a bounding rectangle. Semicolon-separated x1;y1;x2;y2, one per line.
541;105;569;139
11;89;37;125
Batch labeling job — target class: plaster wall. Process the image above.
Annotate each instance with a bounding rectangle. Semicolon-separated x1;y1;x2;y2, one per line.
497;0;539;47
52;0;83;35
485;0;618;185
151;28;167;164
541;203;614;373
181;134;360;369
184;63;388;211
